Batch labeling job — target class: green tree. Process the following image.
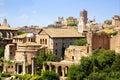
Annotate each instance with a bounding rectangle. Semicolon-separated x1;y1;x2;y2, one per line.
0;47;4;58
67;49;119;80
73;38;87;46
37;50;56;74
67;23;77;26
17;30;26;35
111;54;120;71
41;70;59;80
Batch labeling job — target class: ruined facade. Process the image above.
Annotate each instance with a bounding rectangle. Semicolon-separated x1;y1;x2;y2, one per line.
112;15;120;26
4;33;43;74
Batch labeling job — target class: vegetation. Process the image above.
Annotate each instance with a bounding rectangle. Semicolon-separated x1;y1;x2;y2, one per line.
73;38;87;46
0;47;4;58
17;30;26;35
37;50;57;75
109;31;118;36
41;70;59;80
67;49;120;80
67;23;77;26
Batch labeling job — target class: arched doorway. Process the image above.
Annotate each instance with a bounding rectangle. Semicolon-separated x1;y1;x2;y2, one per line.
58;66;62;76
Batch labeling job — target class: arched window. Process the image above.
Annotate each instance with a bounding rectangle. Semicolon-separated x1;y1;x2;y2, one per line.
45;39;47;44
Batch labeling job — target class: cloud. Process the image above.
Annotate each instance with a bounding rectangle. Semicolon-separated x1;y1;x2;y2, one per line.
0;13;8;17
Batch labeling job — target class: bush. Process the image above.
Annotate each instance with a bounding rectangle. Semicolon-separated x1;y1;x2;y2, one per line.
1;72;11;77
31;75;43;80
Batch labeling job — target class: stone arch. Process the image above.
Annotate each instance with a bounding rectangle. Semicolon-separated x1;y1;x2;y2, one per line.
58;66;62;76
45;65;49;70
64;66;69;76
51;65;55;71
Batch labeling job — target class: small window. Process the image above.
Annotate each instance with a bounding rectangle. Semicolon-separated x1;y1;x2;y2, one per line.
55;49;57;55
8;66;10;68
72;56;74;60
56;43;57;46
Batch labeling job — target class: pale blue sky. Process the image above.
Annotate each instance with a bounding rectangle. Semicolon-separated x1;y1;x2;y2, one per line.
0;0;120;27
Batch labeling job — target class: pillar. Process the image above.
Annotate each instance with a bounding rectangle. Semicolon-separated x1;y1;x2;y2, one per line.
55;66;58;73
23;52;26;74
31;58;34;75
62;67;65;77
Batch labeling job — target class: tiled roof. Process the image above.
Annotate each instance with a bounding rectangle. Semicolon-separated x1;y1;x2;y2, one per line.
43;28;84;38
0;25;18;30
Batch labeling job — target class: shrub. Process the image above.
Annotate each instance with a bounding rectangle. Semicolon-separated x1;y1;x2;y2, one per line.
1;72;11;77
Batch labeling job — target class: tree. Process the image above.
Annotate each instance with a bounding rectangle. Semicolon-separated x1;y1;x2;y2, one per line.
37;50;56;74
67;49;119;80
17;30;26;35
111;54;120;71
41;70;59;80
73;38;87;46
0;47;4;58
67;23;77;26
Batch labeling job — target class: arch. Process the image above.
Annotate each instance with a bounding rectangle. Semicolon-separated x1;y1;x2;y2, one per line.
58;66;62;76
51;65;55;71
45;65;49;70
45;39;47;44
64;66;69;76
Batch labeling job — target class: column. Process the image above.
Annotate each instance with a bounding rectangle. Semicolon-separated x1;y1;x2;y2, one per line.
31;57;34;75
49;65;52;71
23;52;26;74
55;66;58;73
62;67;65;77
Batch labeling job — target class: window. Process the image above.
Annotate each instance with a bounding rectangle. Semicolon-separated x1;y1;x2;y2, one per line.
45;39;47;44
56;43;57;46
72;56;74;60
40;39;42;44
55;49;57;55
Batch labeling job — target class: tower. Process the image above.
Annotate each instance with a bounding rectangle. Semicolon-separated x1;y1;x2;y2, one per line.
78;9;88;33
2;18;10;27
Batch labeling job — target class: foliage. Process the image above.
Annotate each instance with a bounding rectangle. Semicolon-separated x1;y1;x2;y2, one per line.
109;31;118;36
6;60;14;66
17;30;26;35
0;47;4;58
1;72;11;77
37;50;57;75
67;23;77;26
31;75;42;80
41;70;59;80
73;38;87;46
67;49;120;80
14;74;32;79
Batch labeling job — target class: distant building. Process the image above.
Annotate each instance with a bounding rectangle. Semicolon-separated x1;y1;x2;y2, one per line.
66;17;78;26
20;25;41;34
112;15;120;26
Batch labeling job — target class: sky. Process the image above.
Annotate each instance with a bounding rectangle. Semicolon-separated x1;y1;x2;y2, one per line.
0;0;120;27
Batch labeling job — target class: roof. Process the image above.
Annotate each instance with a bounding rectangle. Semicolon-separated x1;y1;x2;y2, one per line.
13;33;28;38
0;25;18;30
42;28;84;38
13;33;35;38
